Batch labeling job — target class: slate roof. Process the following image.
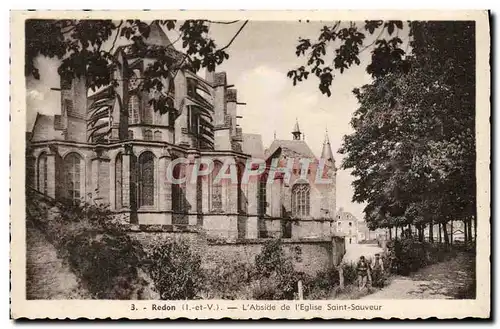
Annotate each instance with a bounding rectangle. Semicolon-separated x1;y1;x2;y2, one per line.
30;113;64;142
265;139;317;160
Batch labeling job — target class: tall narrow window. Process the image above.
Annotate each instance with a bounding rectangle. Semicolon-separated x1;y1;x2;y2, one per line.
210;161;223;212
291;183;310;218
128;94;140;124
37;153;48;195
154;130;162;141
172;161;188;224
167;98;176;128
187;106;200;135
128;130;134;140
138;152;155;207
154;108;162;125
142;104;153;125
144;130;153;141
64;153;82;201
115;153;123;209
258;174;267;217
237;163;246;214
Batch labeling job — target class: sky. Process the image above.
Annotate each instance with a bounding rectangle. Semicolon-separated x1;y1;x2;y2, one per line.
26;20;379;220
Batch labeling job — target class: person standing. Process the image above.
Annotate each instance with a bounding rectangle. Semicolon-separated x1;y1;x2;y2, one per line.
356;256;370;291
371;253;385;288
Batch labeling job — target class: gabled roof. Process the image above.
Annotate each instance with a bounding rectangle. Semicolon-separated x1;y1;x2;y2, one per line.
242;133;265;159
30;113;65;142
146;21;172;48
265;139;316;160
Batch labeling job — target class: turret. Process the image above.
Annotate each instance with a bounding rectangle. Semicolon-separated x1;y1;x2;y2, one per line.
319;129;337;220
292;118;301;140
321;129;335;164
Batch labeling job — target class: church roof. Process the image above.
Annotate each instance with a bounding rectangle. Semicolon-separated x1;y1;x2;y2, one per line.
30;113;64;142
114;22;185;65
321;132;335;161
145;21;172;48
265;139;316;159
242;133;265;159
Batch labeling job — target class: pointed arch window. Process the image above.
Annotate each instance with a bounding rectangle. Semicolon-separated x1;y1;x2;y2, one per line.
172;160;187;213
166;97;176;128
138;152;155;207
128;130;134;140
258;173;267;217
115;153;123;209
154;108;162;125
292;183;310;218
37;153;48;195
144;130;153;141
154;130;162;141
64;153;83;201
128;94;140;124
237;163;247;214
210;161;223;212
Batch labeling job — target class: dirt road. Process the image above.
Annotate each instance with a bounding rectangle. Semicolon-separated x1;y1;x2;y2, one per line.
362;252;475;299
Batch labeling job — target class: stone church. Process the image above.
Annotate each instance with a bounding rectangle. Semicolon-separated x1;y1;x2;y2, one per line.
26;22;339;243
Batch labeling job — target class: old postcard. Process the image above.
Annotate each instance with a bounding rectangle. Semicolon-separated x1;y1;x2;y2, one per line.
10;10;490;319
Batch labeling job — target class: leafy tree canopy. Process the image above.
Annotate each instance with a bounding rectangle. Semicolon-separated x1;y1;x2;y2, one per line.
25;19;247;93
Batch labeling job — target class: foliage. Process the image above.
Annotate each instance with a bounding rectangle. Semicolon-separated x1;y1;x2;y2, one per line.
26;191;148;299
65;230;146;299
254;239;299;300
25;19;245;94
387;238;456;276
288;20;409;96
301;268;339;299
333;21;476;240
342;262;359;285
202;260;255;299
146;239;204;300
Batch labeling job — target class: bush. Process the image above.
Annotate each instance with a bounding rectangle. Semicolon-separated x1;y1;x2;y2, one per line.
146;239;204;300
254;239;299;300
27;193;149;299
307;268;340;291
203;260;255;299
387;238;456;276
302;268;339;299
342;262;358;285
65;231;146;299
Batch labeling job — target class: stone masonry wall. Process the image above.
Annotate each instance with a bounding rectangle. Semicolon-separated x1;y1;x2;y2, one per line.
203;238;339;276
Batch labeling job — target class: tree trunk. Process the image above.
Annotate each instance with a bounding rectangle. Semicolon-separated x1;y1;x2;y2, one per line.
429;220;434;243
474;215;477;242
468;217;473;243
438;223;442;243
389;227;392;240
408;224;412;237
442;222;449;245
395;226;398;240
450;220;454;245
463;219;468;243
